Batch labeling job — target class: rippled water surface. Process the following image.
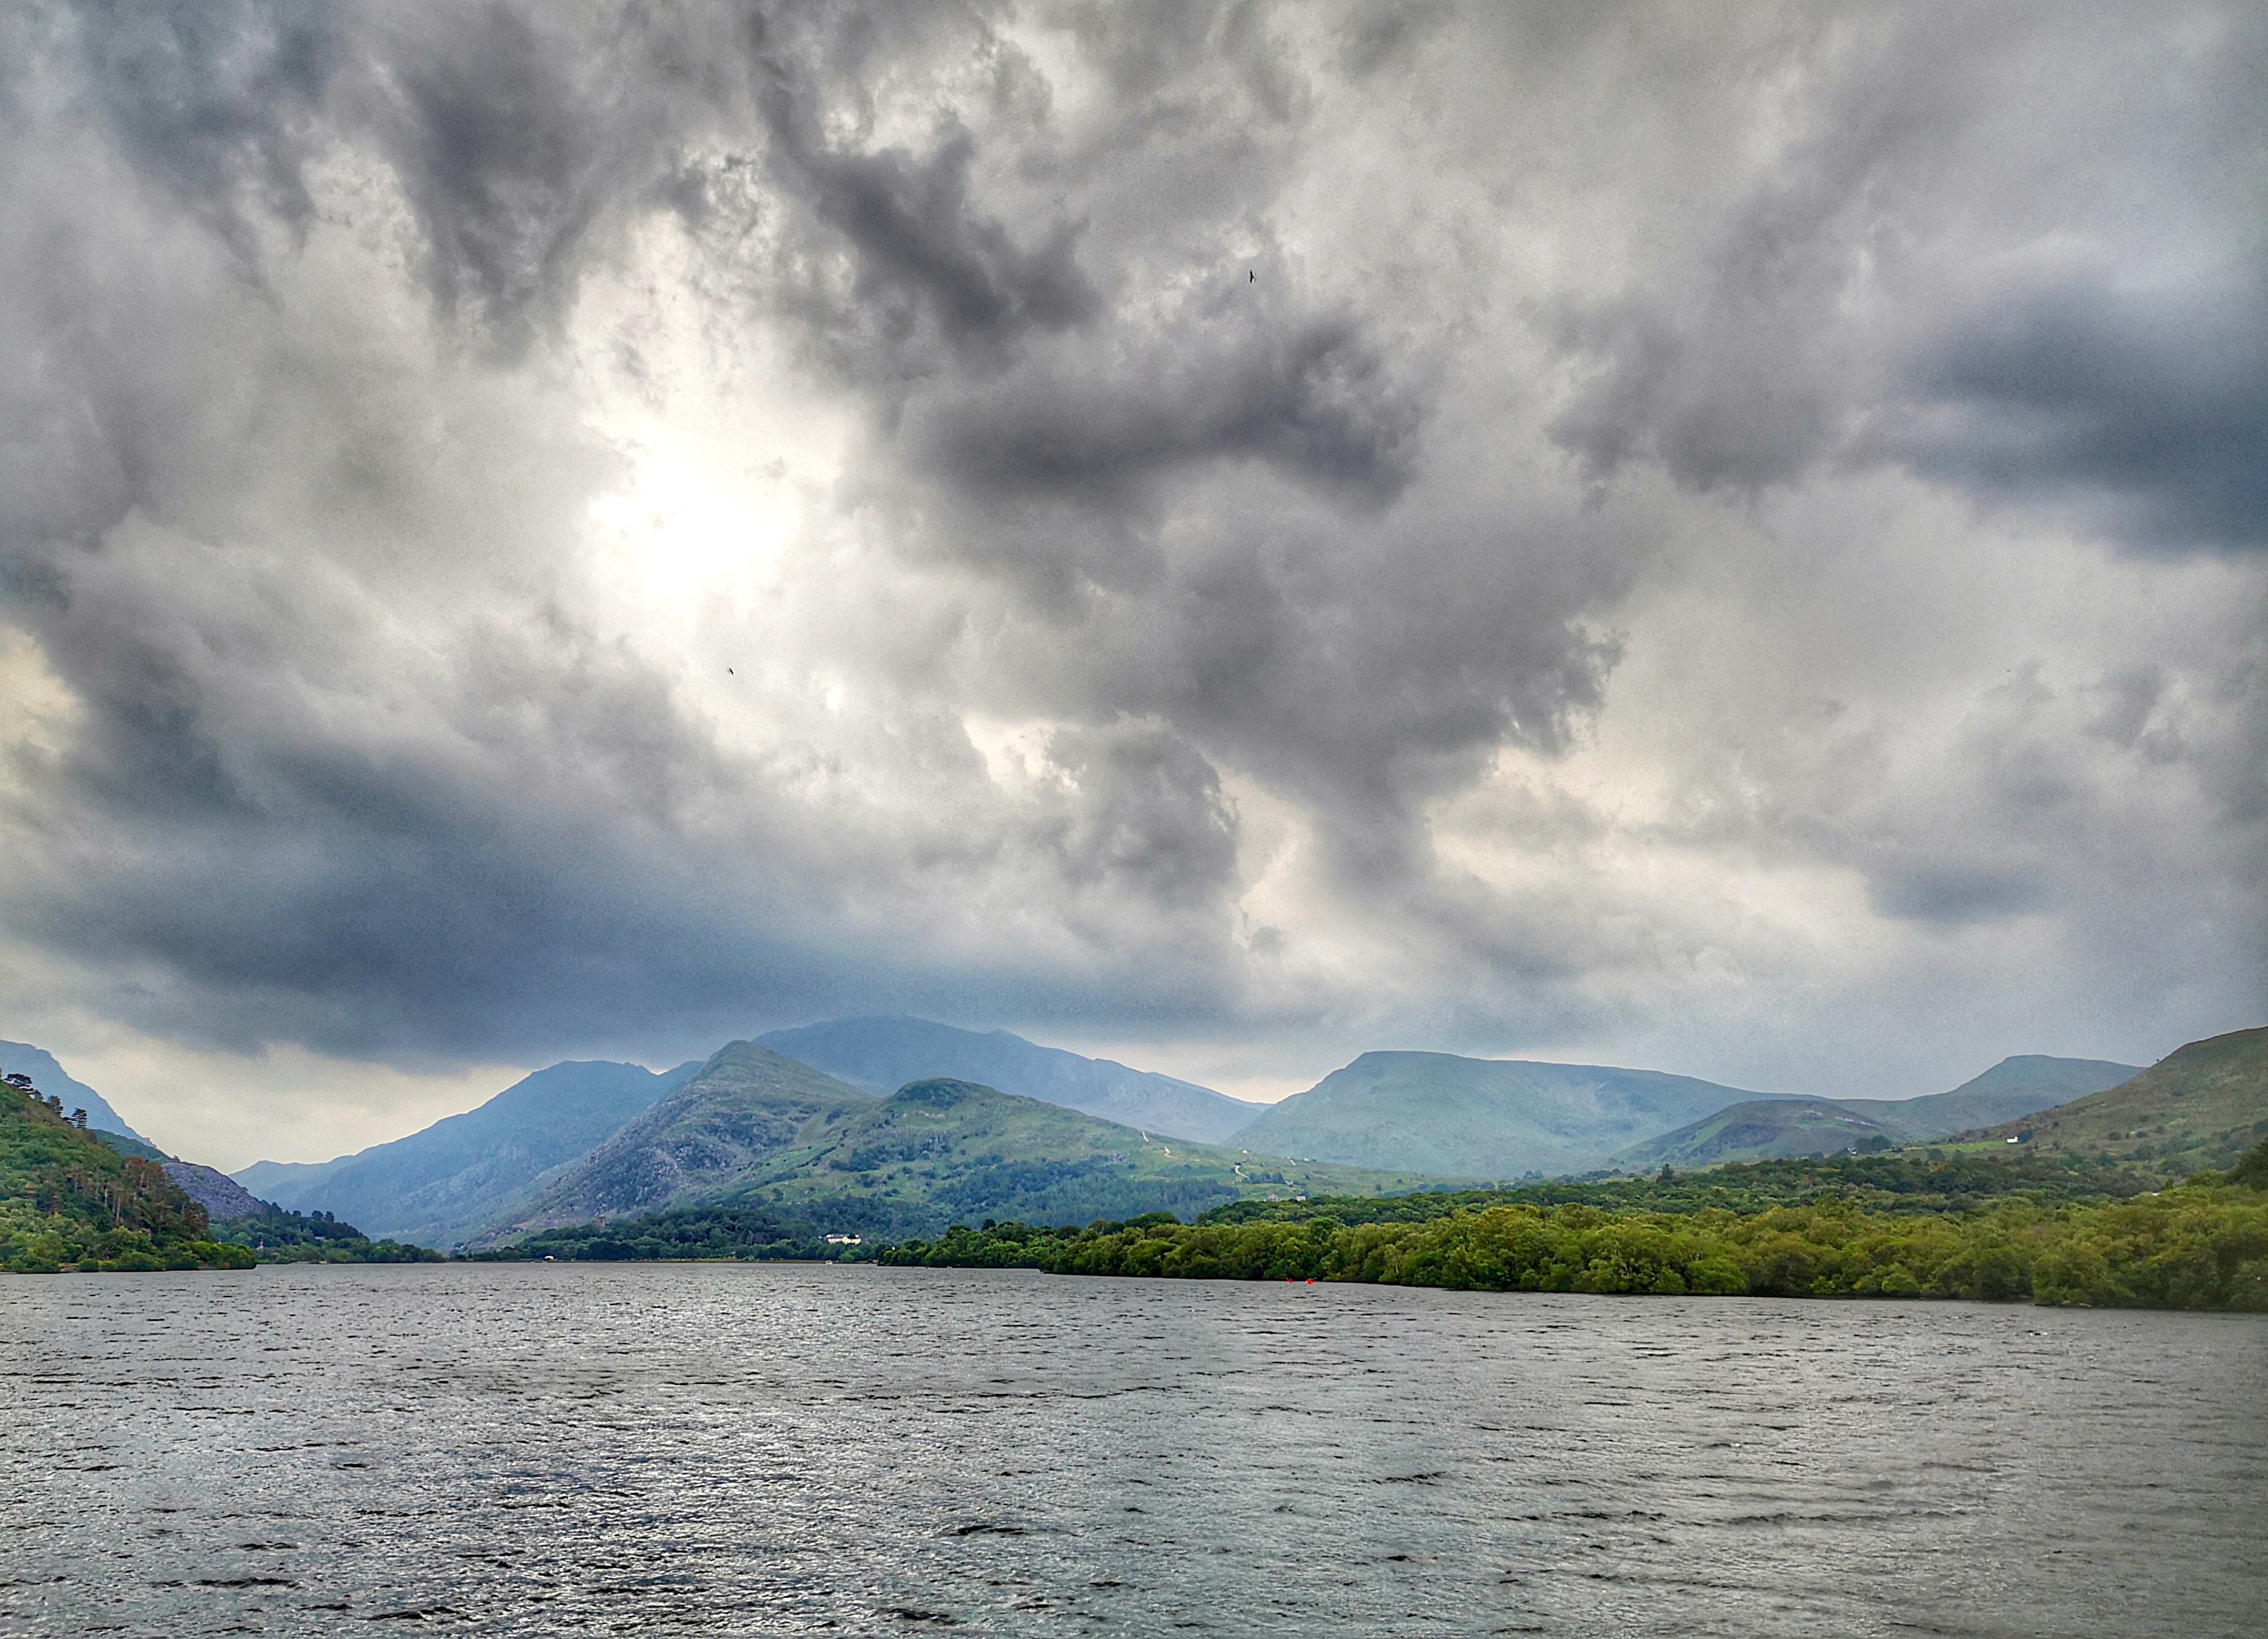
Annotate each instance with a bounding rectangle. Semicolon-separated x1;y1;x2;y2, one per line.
2;1263;2264;1637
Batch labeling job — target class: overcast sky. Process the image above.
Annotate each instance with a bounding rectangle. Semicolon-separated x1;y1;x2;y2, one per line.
2;2;2261;1168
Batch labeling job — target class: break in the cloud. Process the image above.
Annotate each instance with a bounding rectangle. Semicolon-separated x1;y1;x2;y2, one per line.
0;2;2261;1160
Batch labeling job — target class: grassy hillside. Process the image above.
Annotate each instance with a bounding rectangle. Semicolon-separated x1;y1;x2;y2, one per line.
237;1057;698;1246
710;1078;1458;1238
1613;1098;1904;1168
756;1016;1266;1143
491;1044;878;1235
1975;1027;2268;1173
1234;1052;1778;1177
1;1076;251;1272
91;1127;171;1162
1838;1055;2143;1139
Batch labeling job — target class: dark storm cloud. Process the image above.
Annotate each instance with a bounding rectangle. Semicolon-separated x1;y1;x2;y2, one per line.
1040;718;1238;912
3;0;1300;1061
763;113;1099;352
1868;864;2045;926
910;313;1419;507
1898;271;2268;552
0;0;2261;1109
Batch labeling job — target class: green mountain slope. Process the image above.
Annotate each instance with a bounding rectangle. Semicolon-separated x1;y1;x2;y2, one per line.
492;1044;879;1234
756;1016;1266;1143
708;1077;1453;1239
1837;1055;2143;1139
1613;1098;1906;1168
0;1041;149;1144
1976;1027;2268;1173
235;1058;699;1246
1233;1052;1779;1178
1;1075;249;1272
91;1128;171;1162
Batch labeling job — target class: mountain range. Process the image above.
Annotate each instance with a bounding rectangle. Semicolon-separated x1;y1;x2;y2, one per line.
12;1016;2258;1254
483;1042;1438;1243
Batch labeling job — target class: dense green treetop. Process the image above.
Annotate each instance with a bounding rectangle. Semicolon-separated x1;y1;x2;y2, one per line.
1195;1150;2165;1225
881;1177;2268;1312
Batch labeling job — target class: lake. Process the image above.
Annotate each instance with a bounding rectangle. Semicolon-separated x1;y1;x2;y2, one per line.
2;1263;2263;1636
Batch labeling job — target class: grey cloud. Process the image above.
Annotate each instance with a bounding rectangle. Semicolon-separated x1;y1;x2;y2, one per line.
1868;863;2047;927
0;0;2260;1117
68;0;336;249
1544;4;2268;555
66;3;1096;359
1547;296;1839;497
910;312;1421;508
65;2;650;350
1041;718;1238;912
345;5;667;350
763;114;1098;354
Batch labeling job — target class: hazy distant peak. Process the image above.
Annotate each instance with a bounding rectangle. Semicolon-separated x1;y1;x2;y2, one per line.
1237;1052;1773;1178
1960;1053;2146;1087
229;1056;690;1246
754;1016;1262;1143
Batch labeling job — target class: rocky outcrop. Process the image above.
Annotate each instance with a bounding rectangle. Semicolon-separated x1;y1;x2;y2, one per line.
162;1161;265;1222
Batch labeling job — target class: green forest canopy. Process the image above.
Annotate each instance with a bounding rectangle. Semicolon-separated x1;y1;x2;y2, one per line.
878;1142;2268;1312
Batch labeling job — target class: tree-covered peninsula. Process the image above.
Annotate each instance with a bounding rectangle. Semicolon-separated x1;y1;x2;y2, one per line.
2;1073;253;1272
878;1144;2268;1311
3;1074;442;1272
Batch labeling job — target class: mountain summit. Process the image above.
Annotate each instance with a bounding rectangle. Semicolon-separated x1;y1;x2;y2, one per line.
492;1042;877;1234
754;1017;1265;1143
